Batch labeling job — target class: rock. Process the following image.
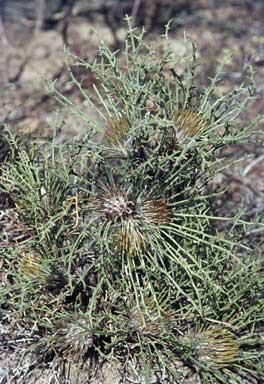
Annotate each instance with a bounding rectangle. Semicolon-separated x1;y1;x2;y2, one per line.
0;367;9;381
19;30;63;94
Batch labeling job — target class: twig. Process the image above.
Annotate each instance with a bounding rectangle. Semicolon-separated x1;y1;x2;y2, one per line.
0;16;9;46
34;0;45;35
131;0;141;26
242;154;264;176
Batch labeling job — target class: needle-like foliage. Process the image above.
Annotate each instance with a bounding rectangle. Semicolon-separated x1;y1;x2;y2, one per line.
0;17;263;384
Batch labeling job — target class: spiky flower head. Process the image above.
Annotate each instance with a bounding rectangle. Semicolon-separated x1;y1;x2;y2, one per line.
117;197;172;255
19;251;66;289
140;198;172;224
104;114;131;149
129;296;175;338
19;252;49;279
193;326;239;368
88;188;172;255
173;108;207;143
50;316;93;359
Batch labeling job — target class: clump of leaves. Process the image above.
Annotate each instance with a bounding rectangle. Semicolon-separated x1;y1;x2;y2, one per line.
0;17;263;384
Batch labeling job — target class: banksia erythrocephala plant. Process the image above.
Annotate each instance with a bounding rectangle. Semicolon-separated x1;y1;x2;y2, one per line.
0;17;263;384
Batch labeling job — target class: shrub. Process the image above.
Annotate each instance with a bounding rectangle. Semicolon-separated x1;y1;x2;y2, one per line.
0;17;263;384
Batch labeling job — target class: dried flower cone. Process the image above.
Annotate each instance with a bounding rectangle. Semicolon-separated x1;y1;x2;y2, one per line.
19;252;49;279
19;252;66;290
104;115;131;147
173;108;207;143
116;220;144;255
194;327;239;368
140;198;172;224
89;190;135;223
118;198;172;255
130;297;175;337
89;189;172;255
50;317;93;359
88;189;142;255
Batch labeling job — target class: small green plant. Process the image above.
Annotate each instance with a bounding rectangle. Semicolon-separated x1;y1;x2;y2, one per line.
0;17;263;383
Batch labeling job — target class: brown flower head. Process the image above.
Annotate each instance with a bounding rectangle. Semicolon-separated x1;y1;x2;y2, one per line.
50;316;93;359
193;326;239;368
19;252;49;280
173;108;207;143
19;251;66;289
129;296;175;338
140;198;172;225
104;114;131;148
88;188;172;255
